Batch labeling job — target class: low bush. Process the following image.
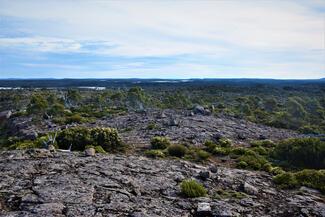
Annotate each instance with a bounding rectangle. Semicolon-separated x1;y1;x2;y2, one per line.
144;149;165;158
236;161;248;169
271;167;285;175
295;169;325;193
10;140;41;150
273;172;299;189
150;136;171;149
65;113;85;124
231;147;248;156
213;188;247;200
204;140;217;153
147;122;157;130
56;127;124;152
213;147;231;156
237;151;268;170
180;179;207;198
218;138;232;147
184;147;210;162
273;169;325;193
167;144;187;157
197;150;211;161
251;146;268;155
250;140;275;148
262;163;273;173
272;138;325;169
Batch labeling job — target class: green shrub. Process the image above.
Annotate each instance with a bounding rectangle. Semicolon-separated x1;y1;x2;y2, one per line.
27;94;48;115
94;145;107;154
273;172;299;189
184;148;210;162
213;188;247;200
250;140;275;148
262;163;273;173
197;150;211;161
150;136;171;149
218;138;232;147
295;169;325;193
273;170;325;193
236;161;248;169
56;127;123;152
204;140;217;153
167;144;187;157
213;147;231;156
271;167;285;175
252;146;268;155
237;151;268;170
180;179;207;198
231;147;248;156
90;127;123;152
147;122;157;130
48;103;65;116
272;138;325;169
144;149;165;158
65;113;85;124
10;140;41;150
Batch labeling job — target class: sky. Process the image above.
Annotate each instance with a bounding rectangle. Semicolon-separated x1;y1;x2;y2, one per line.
0;0;324;79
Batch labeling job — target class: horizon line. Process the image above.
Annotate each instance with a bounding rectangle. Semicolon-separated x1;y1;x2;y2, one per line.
0;77;324;81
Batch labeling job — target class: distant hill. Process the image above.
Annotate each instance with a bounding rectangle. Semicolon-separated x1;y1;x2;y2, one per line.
0;78;324;88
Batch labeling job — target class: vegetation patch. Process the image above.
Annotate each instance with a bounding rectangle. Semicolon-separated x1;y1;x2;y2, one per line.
273;170;325;194
272;138;325;169
180;179;207;198
56;127;124;152
167;144;187;157
144;149;165;158
237;151;268;170
213;188;247;200
150;136;171;150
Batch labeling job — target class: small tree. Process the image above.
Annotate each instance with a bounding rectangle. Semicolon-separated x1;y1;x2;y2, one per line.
27;94;48;115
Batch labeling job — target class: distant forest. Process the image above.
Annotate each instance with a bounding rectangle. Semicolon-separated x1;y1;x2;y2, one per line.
1;79;325;134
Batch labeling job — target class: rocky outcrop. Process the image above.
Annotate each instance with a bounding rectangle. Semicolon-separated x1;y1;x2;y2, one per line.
0;150;324;217
0;110;11;122
6;110;301;146
93;109;301;146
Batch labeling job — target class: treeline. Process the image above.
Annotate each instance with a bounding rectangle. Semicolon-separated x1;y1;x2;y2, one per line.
0;80;324;133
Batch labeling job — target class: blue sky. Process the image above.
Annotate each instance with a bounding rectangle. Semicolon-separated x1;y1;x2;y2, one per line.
0;0;324;79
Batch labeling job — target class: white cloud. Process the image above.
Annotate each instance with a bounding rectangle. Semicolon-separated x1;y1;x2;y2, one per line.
0;1;323;54
0;0;324;78
0;37;81;52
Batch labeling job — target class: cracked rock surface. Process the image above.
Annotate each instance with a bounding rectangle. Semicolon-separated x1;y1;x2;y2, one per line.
8;109;301;147
0;150;324;217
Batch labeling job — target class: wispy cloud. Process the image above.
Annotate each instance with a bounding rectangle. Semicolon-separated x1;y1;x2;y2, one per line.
0;0;324;78
0;37;81;52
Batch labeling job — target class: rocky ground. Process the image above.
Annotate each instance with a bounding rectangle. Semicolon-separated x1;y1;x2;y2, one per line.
0;149;324;217
8;109;301;147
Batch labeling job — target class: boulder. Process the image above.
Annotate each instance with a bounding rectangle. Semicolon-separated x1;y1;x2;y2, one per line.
193;105;209;115
209;165;218;173
196;202;212;217
237;133;246;140
212;133;222;142
160;111;167;118
85;148;95;156
0;110;12;120
242;182;258;195
198;170;211;180
168;117;180;126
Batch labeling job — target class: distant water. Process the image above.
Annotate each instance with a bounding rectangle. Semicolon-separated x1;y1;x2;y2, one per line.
0;86;106;90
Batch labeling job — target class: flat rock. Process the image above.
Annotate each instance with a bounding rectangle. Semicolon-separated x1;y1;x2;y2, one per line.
0;150;323;217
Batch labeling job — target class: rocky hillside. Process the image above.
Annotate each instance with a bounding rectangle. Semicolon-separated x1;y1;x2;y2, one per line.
0;150;324;217
7;109;301;147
